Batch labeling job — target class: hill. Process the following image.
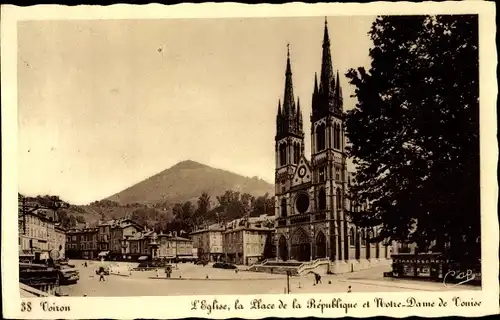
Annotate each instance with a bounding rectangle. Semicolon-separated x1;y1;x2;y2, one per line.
104;160;275;205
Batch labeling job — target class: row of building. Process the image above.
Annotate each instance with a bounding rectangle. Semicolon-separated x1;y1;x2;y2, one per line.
65;218;194;262
18;204;67;262
65;214;276;265
18;200;394;267
18;196;277;266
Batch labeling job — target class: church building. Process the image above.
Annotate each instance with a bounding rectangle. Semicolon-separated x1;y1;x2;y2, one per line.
274;20;391;272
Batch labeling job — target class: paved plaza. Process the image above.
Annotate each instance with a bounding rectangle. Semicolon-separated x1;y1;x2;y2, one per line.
57;260;480;297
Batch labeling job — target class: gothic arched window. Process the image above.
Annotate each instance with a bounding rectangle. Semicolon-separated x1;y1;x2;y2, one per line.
279;143;287;166
280;198;287;218
361;229;366;246
318;188;326;210
338;124;342;149
349;227;355;246
332;124;337;149
316;124;326;152
334;124;338;149
336;188;342;211
293;143;300;164
318;165;326;182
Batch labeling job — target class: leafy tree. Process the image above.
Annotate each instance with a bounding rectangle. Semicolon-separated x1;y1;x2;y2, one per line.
251;193;275;217
345;15;479;262
172;203;184;219
57;209;71;228
216;190;247;221
194;192;211;228
68;215;77;228
76;215;86;223
181;201;194;219
241;193;254;216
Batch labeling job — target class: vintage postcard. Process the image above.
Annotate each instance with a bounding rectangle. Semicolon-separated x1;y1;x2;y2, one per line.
1;2;498;319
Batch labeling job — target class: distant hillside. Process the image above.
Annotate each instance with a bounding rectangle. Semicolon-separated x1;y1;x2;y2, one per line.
104;160;275;205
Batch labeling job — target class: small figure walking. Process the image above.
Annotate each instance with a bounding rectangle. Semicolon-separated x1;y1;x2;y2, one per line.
156;268;160;278
98;266;106;282
347;286;352;293
314;272;322;284
84;261;88;268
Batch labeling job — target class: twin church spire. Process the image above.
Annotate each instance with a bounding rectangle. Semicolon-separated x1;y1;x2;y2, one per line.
276;18;344;140
276;44;304;141
312;18;343;121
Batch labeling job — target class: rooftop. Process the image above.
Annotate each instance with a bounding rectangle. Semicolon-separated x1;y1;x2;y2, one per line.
224;226;273;233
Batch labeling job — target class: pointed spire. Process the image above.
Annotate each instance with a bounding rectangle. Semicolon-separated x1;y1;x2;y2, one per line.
276;99;282;137
320;18;334;97
335;70;343;110
297;97;303;133
276;44;303;141
283;43;295;117
314;73;319;94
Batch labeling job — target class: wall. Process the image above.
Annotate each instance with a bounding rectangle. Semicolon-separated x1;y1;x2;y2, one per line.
208;231;223;254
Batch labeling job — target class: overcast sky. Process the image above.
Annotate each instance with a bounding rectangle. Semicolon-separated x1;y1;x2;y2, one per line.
18;16;375;204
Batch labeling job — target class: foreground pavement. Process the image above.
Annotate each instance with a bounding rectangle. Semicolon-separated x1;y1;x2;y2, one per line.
60;260;479;297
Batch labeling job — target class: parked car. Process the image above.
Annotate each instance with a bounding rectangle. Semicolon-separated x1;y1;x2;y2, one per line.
213;262;237;269
58;264;79;285
195;260;208;266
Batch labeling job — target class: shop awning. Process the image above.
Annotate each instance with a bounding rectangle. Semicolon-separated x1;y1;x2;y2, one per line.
138;256;149;261
98;251;110;257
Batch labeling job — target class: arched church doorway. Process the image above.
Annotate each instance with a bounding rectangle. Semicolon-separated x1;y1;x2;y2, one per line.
315;231;326;259
278;236;288;261
291;228;311;261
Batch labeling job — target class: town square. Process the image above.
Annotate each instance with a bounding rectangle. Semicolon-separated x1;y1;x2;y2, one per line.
48;260;479;297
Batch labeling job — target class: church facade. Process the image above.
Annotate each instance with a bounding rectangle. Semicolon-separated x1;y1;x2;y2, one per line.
274;20;391;272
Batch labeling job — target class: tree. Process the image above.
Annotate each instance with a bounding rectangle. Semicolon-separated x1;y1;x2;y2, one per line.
76;215;86;224
216;190;246;221
194;192;211;228
251;193;275;217
69;215;77;228
57;209;71;228
345;15;479;262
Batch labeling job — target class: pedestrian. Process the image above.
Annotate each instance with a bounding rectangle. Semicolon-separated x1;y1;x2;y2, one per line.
84;261;87;268
156;268;160;278
347;285;352;293
98;266;106;282
314;272;322;284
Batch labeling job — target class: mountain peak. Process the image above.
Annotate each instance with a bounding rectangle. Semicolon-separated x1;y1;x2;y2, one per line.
104;160;274;205
171;160;207;170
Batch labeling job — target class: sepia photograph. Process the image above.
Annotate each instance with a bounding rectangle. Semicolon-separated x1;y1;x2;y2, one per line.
2;2;498;319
